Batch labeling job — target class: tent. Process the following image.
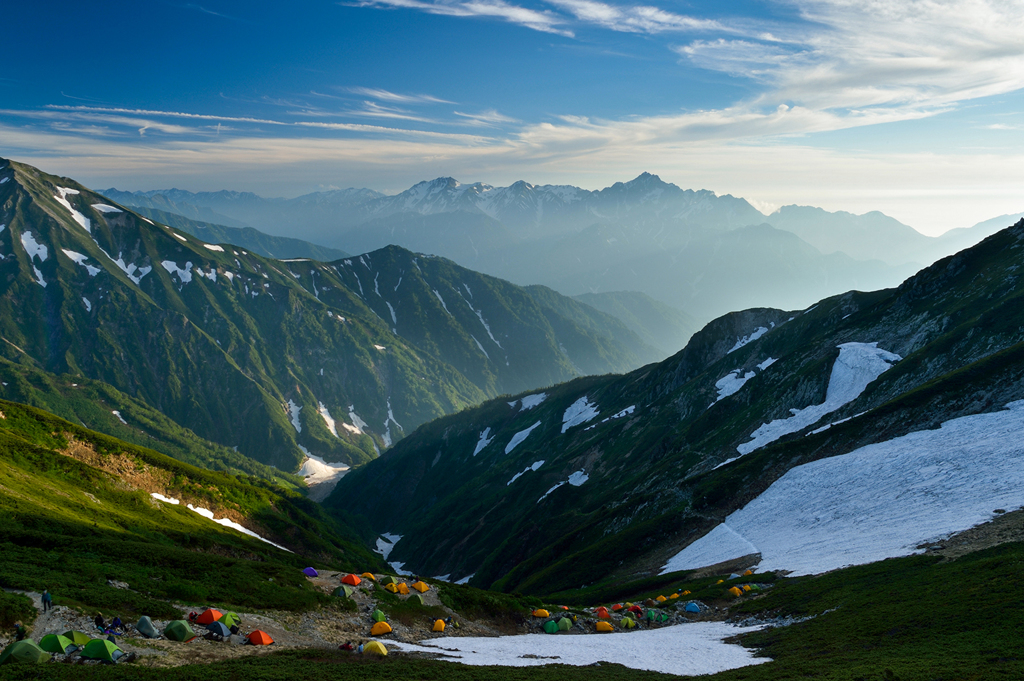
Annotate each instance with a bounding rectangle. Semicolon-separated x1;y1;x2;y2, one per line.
743;569;754;576
728;586;743;598
627;605;643;615
384;583;399;594
378;575;396;586
557;617;572;632
433;619;446;632
363;640;388;656
196;609;222;625
595;607;610;619
341;574;362;586
372;609;387;623
595;621;614;633
532;609;550;618
620;617;637;629
397;583;410;595
408;594;425;606
136;616;159;639
361;572;376;581
684;602;701;614
680;590;691;596
669;593;680;600
0;640;49;665
40;634;77;655
742;584;752;593
611;604;624;612
543;620;559;634
303;567;319;577
334;585;354;598
656;595;667;603
206;622;232;638
411;581;429;593
371;621;392;636
248;630;274;645
219;612;241;630
164;620;196;642
80;639;124;663
646;610;658;621
62;631;92;647
643;598;656;607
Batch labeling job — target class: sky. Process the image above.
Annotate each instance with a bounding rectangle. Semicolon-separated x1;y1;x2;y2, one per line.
3;0;1024;235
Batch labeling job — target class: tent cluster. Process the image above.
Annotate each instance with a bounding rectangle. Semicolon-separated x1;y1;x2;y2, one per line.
0;629;130;666
182;607;271;646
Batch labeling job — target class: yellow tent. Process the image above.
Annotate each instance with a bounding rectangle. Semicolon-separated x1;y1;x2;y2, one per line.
397;583;410;595
728;586;743;598
370;621;393;636
595;621;614;633
361;572;376;581
743;569;754;576
669;593;679;600
620;617;637;629
716;579;724;585
742;584;752;592
656;595;667;603
681;590;691;596
532;609;550;618
412;581;430;593
364;640;388;656
432;619;446;632
384;583;399;593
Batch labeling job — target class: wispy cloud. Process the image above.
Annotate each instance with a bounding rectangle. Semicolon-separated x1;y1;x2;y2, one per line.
454;109;520;126
545;0;725;34
348;0;574;36
345;87;454;104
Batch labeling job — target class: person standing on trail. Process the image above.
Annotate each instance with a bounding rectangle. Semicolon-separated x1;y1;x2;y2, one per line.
41;590;52;613
14;621;26;641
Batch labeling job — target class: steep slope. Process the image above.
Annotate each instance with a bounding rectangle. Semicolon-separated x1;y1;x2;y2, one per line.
1;158;658;475
329;218;1024;593
0;399;384;616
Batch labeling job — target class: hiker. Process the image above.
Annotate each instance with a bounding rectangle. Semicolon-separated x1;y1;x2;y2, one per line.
41;589;52;613
188;611;198;623
339;641;355;651
357;643;364;653
111;616;123;631
229;624;240;636
14;621;26;641
95;613;105;631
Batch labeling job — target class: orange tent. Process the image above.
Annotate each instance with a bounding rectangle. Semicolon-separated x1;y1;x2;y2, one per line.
611;604;624;611
595;621;614;633
248;630;274;645
595;607;610;619
743;569;754;576
341;574;362;586
532;609;550;618
195;609;222;625
361;572;376;581
656;595;667;603
397;583;410;595
728;586;743;598
371;621;393;636
432;619;446;632
411;581;429;593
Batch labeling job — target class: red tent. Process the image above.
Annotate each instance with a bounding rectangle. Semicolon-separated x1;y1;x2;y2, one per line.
627;605;643;614
341;574;362;586
611;604;624;612
595;607;611;619
195;609;223;625
248;630;274;645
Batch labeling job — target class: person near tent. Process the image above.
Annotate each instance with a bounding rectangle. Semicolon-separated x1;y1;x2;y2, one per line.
357;643;364;653
339;641;355;651
229;624;240;636
41;590;52;613
111;616;123;632
13;621;26;641
188;611;198;623
94;614;105;631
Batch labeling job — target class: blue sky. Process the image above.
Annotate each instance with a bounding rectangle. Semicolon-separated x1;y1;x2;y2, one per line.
3;0;1024;234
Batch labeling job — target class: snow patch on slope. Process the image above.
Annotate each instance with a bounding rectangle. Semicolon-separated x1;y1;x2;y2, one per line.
62;249;101;276
562;396;599;433
91;203;122;213
507;460;545;486
318;402;339;437
728;326;768;353
160;260;193;284
510;393;547;411
663;400;1024;576
715;370;755;402
286;400;302;433
53;187;91;232
505;421;541;454
473;428;494;456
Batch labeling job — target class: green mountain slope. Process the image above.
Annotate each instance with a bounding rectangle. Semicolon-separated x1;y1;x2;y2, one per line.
574;291;698;357
328;218;1024;593
0;399;384;616
0;158;658;475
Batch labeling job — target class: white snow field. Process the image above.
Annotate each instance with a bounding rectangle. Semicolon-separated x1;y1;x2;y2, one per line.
728;325;769;353
510;393;548;411
390;622;769;676
561;396;599;432
505;421;541;454
662;400;1024;576
737;342;900;455
473;427;494;456
150;493;291;552
297;453;349;487
715;370;755;402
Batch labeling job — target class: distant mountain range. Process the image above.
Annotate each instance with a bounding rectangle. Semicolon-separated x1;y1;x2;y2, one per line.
328;215;1024;593
1;158;662;475
104;174;1017;324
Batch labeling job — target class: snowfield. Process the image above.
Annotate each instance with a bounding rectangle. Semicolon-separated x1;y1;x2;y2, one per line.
297;453;349;486
505;421;541;454
728;325;769;353
390;622;769;676
662;400;1024;576
715;370;755;402
150;493;291;552
561;396;599;432
737;342;900;455
473;427;494;456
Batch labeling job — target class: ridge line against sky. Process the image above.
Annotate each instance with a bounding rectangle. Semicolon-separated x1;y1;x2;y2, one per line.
3;0;1023;235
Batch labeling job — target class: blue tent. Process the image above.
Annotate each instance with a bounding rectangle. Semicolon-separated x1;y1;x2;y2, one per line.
206;622;231;638
684;602;700;613
302;567;319;577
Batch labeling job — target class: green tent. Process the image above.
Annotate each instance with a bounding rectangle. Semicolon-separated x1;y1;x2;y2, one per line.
0;640;49;665
620;617;637;629
371;609;387;623
80;639;123;663
39;634;76;654
379;576;397;586
407;593;425;605
646;610;657;621
62;631;92;647
543;620;559;634
219;612;241;630
557;617;572;632
164;620;196;642
333;586;354;599
136;616;159;639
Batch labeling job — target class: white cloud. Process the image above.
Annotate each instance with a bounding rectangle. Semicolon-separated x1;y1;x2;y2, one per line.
346;87;454;104
351;0;574;36
454;109;520;126
546;0;726;34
